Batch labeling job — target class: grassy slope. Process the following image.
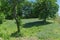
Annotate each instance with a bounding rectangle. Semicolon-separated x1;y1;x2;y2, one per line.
0;18;60;40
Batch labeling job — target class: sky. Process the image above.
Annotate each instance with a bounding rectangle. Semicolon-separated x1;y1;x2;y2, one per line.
28;0;60;16
57;0;60;16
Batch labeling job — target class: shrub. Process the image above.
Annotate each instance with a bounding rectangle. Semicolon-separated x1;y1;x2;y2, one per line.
5;13;13;20
0;13;5;24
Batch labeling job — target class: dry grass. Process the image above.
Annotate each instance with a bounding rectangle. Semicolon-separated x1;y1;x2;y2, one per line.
54;17;60;24
20;37;38;40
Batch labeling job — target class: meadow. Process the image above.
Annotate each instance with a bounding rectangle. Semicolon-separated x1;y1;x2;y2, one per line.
0;18;60;40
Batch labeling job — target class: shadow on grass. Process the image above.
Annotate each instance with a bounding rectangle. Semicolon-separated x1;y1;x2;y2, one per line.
10;31;22;37
23;21;52;28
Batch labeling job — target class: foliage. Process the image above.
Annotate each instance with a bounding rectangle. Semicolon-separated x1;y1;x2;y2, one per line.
0;0;59;40
0;0;24;19
0;13;5;24
33;0;59;21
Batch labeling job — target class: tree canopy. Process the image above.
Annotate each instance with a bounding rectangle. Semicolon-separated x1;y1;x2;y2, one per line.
33;0;59;21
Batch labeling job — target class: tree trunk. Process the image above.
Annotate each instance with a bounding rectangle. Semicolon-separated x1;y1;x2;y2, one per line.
15;18;20;32
13;4;20;33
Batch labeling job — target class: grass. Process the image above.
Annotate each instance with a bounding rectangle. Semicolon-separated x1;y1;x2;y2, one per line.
0;18;60;40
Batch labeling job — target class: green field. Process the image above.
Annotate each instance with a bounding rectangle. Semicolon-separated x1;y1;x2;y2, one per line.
0;18;60;40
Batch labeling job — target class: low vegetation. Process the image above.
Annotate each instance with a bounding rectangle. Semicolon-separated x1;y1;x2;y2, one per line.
0;19;60;40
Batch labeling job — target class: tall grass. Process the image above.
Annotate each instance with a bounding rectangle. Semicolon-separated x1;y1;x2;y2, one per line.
54;17;60;24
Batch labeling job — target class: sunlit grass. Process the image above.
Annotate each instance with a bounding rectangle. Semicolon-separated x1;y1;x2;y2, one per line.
0;18;60;40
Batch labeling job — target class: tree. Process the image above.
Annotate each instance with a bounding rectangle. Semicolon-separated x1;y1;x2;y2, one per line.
0;0;24;32
34;0;59;22
8;0;24;32
22;1;33;18
0;0;6;24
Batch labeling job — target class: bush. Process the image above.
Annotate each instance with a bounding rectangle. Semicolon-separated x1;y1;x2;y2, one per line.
0;13;5;24
5;14;13;20
0;31;10;40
